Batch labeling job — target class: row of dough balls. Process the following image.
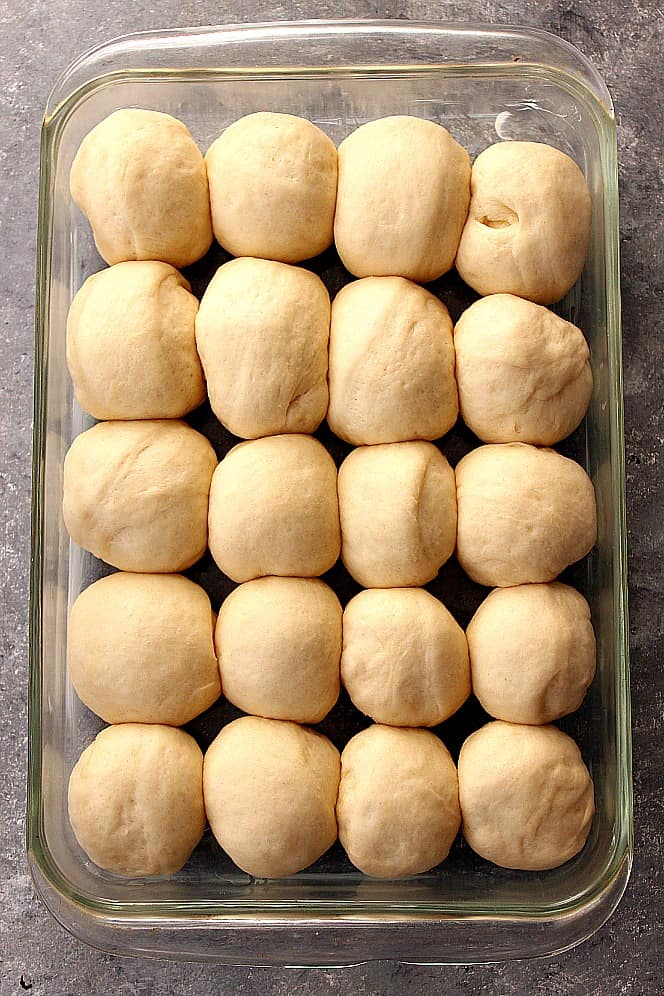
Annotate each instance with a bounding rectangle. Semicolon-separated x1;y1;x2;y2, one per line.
70;109;591;305
63;428;597;588
66;259;593;448
68;572;596;729
68;717;595;880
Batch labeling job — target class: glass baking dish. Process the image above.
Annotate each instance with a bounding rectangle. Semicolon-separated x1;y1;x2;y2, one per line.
28;19;631;965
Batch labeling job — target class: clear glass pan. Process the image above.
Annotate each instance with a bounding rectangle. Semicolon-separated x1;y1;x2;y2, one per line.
29;19;631;965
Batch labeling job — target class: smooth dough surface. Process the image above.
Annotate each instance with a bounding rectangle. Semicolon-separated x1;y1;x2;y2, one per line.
454;294;593;444
458;721;595;870
338;442;456;587
334;116;471;282
70;109;212;267
66;261;205;420
455;443;597;587
203;716;340;878
68;572;220;725
196;258;330;438
63;420;217;573
208;434;340;582
68;724;205;877
337;725;461;878
328;276;458;444
341;588;470;726
206;112;337;262
455;141;592;304
467;582;596;725
217;577;341;723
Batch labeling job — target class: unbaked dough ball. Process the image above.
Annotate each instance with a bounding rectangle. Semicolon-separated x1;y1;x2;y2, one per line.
455;141;592;304
467;582;596;725
216;577;341;723
70;109;212;267
196;258;330;438
335;116;471;282
208;434;340;583
68;572;220;725
338;442;456;587
342;589;470;727
327;277;458;445
203;716;340;878
455;443;596;587
68;724;205;877
454;294;593;445
337;725;460;878
63;420;217;573
458;721;595;870
206;112;337;262
66;261;205;420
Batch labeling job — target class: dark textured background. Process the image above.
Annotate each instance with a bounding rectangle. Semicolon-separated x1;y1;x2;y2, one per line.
1;1;661;993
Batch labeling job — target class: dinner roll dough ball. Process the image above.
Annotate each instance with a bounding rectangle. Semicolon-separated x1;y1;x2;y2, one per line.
458;721;595;870
66;262;205;420
206;112;337;262
217;577;341;723
467;582;596;725
70;109;212;267
337;725;461;878
203;717;340;878
335;116;470;282
328;277;458;445
68;573;220;725
338;442;456;587
196;258;330;438
63;420;216;572
454;294;593;445
208;435;340;583
455;141;592;304
455;443;597;587
342;589;470;726
68;724;205;877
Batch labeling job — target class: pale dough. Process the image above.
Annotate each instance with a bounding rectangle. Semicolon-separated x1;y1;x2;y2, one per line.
66;261;205;420
195;258;330;438
68;724;205;877
70;109;212;267
216;577;341;723
327;276;458;444
203;716;340;878
458;720;595;870
63;420;217;573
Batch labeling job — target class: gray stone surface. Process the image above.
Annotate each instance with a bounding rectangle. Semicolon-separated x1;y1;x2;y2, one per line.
1;1;661;993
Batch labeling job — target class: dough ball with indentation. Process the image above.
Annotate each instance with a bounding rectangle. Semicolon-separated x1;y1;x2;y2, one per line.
66;262;205;420
455;443;596;587
208;434;340;583
342;589;470;727
338;442;456;587
217;577;341;723
467;582;596;725
196;258;330;438
68;573;220;725
70;109;212;267
206;112;337;262
455;141;592;304
328;277;458;445
203;716;340;878
334;116;471;282
454;294;593;444
68;724;205;877
63;420;217;572
337;725;460;878
458;721;595;869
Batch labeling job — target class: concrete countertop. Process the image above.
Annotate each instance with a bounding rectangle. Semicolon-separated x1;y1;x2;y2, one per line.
1;2;660;993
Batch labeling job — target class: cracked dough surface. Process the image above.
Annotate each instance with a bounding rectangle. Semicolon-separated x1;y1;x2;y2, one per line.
196;258;330;438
